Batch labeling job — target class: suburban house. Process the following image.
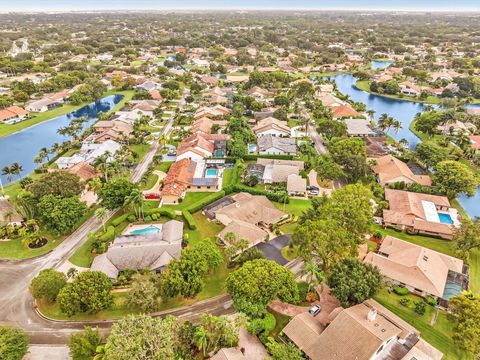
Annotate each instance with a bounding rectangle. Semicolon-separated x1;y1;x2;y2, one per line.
129;99;161;117
26;98;61;113
213;192;286;248
399;81;421;96
91;119;134;143
364;236;468;305
253;117;291;137
383;189;459;240
364;136;389;158
331;105;360;120
0;106;29;124
176;133;229;161
317;93;345;107
194;105;231;120
436;120;476;135
286;173;307;196
56;140;121;169
257;135;296;156
283;299;443;360
372;155;432;187
191;117;213;135
344;118;376;137
469;135;480;153
91;220;183;279
0;198;23;226
159;158;222;205
66;161;101;181
256;159;304;184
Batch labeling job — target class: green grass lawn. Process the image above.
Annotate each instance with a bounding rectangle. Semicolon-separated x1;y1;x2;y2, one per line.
130;143;151;162
143;173;159;191
273;198;311;234
374;288;474;360
162;192;212;211
268;310;291;339
222;169;233;187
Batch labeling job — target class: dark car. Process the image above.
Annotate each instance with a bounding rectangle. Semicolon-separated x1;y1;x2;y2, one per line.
308;304;321;317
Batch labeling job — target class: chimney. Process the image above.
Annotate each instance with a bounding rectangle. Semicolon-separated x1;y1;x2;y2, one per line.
367;308;377;321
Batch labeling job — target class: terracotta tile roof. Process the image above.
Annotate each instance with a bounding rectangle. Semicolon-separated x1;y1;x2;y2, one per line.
160;158;195;197
364;236;463;298
373;155;432;186
149;89;162;100
191;117;213;134
0;106;28;122
66;161;100;181
331;105;359;119
469;135;480;150
253;117;291;135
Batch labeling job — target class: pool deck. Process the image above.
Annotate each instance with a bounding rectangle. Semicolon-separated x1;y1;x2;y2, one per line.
122;223;163;235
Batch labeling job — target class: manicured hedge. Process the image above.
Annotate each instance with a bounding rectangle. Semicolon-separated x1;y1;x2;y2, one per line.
111;213;130;227
143;207;177;219
223;154;294;163
182;210;197;230
99;225;115;242
224;184;289;204
185;190;226;213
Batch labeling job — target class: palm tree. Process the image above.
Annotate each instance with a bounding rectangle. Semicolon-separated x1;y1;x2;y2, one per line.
124;188;144;220
1;166;13;182
301;260;325;293
10;163;22;178
39;147;50;161
94;207;109;232
193;326;210;357
391;120;402;134
88;178;103;194
398;138;409;148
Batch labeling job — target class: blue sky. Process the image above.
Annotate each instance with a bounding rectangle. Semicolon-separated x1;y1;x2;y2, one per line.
1;0;479;11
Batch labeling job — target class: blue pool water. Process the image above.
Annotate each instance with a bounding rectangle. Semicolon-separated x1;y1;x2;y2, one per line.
129;225;161;235
438;213;454;225
248;144;257;152
205;169;218;177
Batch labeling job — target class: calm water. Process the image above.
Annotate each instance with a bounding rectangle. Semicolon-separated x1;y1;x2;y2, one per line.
371;60;394;70
0;94;123;186
329;74;480;219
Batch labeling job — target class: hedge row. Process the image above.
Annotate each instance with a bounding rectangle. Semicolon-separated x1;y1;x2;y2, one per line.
143;207;177;219
111;213;130;227
185;190;226;213
223;154;294;162
224;184;289;204
99;225;115;242
182;210;197;230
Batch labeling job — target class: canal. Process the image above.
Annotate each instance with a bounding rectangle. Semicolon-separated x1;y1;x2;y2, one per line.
0;94;123;186
328;74;480;219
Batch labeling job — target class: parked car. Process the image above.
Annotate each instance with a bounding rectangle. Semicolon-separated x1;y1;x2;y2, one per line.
308;304;321;317
307;186;319;195
144;193;160;199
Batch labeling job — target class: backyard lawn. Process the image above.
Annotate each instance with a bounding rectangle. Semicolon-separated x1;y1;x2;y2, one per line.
274;198;311;234
374;288;473;360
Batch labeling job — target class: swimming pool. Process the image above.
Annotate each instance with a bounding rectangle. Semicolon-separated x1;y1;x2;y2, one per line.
205;169;218;178
248;144;257;153
129;225;161;235
438;213;454;225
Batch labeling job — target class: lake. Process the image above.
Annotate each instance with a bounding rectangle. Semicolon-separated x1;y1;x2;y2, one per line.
328;74;480;219
0;94;123;186
371;60;394;70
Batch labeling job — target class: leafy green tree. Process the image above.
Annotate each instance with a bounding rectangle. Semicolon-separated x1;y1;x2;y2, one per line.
454;219;480;261
328;137;367;182
327;258;382;307
57;271;113;316
415;141;457;168
68;326;103;360
315;154;345;181
104;315;177;360
98;178;137;209
126;274;159;312
413;111;442;137
0;326;28;360
433;160;477;198
449;291;480;355
316;119;347;140
29;268;67;302
37;195;86;234
29;171;83;199
226;259;299;314
266;339;304;360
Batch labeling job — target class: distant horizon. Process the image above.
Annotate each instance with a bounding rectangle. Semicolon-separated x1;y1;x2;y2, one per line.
1;0;479;12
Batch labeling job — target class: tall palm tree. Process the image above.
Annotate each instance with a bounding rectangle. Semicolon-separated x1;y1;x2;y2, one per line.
10;163;22;178
301;260;325;293
94;207;109;232
124;188;144;220
39;147;50;161
2;166;13;182
193;326;209;357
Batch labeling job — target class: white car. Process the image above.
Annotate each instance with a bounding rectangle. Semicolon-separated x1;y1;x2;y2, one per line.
308;304;321;317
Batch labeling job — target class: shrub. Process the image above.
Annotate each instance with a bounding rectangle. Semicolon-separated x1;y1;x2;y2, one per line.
394;286;409;296
151;213;158;220
262;312;276;334
143;208;176;219
112;213;130;227
297;281;309;301
143;216;152;222
99;226;115;242
224;184;289;203
247;318;264;336
182;210;197;230
127;214;136;222
425;296;437;306
399;298;411;307
414;301;426;315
